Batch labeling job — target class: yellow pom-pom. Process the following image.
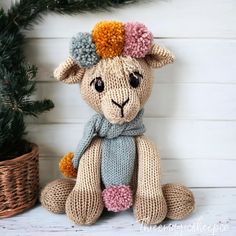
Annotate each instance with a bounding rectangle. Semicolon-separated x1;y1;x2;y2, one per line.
92;21;125;59
59;152;77;178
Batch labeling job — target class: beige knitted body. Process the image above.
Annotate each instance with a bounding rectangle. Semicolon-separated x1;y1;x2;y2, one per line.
65;137;104;225
41;136;194;224
41;40;195;225
40;178;75;214
134;135;167;224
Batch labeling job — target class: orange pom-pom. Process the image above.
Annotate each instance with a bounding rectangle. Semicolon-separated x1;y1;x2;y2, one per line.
59;152;77;178
92;21;125;59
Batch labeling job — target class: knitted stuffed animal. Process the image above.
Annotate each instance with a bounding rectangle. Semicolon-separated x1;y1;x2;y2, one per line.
41;21;195;225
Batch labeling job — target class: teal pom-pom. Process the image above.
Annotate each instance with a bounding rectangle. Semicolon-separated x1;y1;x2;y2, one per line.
69;32;100;68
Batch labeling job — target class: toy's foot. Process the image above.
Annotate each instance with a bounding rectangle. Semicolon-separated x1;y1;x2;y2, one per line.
162;183;195;220
40;178;75;214
134;194;167;225
102;185;133;212
66;189;104;225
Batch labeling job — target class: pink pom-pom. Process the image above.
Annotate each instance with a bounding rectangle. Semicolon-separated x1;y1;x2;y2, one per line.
102;185;133;212
123;22;153;58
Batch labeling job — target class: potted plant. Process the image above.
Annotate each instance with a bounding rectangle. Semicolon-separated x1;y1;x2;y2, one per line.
0;5;54;217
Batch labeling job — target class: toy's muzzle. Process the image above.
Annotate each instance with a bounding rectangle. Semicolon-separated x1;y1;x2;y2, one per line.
101;88;140;124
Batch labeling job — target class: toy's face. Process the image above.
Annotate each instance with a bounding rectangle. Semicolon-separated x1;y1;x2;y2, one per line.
54;44;174;124
80;56;153;124
53;21;175;124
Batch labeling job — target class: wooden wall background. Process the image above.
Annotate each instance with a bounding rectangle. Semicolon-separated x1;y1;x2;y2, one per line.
2;0;236;188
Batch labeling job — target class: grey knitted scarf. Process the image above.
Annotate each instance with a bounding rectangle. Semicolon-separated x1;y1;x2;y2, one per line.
72;109;145;187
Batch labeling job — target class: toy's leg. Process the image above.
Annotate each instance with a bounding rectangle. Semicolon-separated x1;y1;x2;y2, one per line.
134;135;167;225
66;137;104;225
130;158;138;195
162;183;195;220
40;178;75;214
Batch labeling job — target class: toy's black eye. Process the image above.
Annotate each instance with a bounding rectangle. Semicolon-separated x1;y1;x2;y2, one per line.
129;72;143;88
90;77;104;93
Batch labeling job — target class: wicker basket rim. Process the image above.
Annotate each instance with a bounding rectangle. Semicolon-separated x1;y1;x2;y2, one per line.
0;142;39;166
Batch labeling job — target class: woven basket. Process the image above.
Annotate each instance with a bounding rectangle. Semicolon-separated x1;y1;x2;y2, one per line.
0;142;39;218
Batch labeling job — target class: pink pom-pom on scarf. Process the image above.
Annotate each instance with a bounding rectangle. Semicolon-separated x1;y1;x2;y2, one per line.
102;185;133;212
123;22;153;58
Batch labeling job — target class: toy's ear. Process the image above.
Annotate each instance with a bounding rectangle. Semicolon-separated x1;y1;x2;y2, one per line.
54;57;85;84
145;44;175;68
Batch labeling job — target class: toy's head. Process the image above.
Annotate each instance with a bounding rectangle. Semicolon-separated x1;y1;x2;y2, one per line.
54;21;174;124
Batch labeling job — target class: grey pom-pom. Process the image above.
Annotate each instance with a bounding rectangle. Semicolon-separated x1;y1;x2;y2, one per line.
69;32;100;68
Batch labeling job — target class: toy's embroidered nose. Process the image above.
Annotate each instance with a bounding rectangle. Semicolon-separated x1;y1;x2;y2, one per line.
112;98;129;117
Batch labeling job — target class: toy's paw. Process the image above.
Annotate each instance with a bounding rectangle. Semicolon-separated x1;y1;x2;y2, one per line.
59;152;77;178
40;178;75;214
102;185;133;212
162;183;195;220
65;189;104;225
134;194;167;225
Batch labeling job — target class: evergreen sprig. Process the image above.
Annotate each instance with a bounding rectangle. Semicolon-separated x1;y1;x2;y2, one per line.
0;0;139;161
5;0;140;30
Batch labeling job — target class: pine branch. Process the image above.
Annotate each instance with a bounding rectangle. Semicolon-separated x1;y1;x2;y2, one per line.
20;100;54;116
5;0;141;30
0;107;26;159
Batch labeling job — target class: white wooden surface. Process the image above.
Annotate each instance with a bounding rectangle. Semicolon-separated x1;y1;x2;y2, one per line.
0;188;235;236
1;0;236;235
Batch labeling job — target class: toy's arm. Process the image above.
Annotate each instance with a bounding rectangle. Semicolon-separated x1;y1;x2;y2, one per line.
59;116;99;178
133;135;167;224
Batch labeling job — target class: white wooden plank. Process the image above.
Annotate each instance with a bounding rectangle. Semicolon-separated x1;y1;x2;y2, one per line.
25;38;236;83
0;0;14;11
39;156;236;188
26;119;236;159
0;188;235;236
21;0;236;38
31;82;236;122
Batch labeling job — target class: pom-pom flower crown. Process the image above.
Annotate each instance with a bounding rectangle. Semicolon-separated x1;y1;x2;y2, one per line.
69;21;153;68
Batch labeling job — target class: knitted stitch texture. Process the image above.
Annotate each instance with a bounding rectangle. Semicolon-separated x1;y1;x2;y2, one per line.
134;135;167;224
162;183;195;220
40;179;75;214
66;137;104;225
41;21;194;225
41;178;194;220
72;109;145;186
72;109;145;211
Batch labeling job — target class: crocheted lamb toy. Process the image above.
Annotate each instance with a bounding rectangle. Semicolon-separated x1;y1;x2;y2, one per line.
41;21;195;225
